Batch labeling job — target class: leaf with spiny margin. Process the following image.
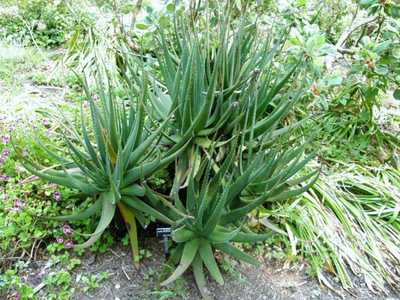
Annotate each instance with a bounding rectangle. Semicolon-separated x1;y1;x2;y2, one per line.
50;197;102;221
192;254;208;298
199;241;224;285
74;191;116;248
257;63;299;115
172;227;195;243
161;238;200;286
122;196;174;225
225;155;263;205
21;162;81;191
149;85;172;120
222;171;319;224
203;187;229;235
208;226;241;243
248;98;292;137
120;184;145;197
215;243;260;266
80;104;102;170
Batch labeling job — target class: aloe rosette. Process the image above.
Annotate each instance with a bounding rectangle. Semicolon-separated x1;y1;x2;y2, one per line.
20;70;186;263
141;141;318;296
149;14;305;200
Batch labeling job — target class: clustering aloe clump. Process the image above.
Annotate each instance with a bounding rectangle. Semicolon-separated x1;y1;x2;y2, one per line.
150;13;303;190
142;141;317;297
21;4;316;296
21;66;187;263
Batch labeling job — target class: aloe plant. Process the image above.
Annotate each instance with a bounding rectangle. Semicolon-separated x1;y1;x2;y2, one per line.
141;139;317;296
153;14;300;138
113;8;316;294
20;68;186;263
148;12;304;197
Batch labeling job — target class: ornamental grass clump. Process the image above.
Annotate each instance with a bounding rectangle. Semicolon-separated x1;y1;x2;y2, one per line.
265;165;400;293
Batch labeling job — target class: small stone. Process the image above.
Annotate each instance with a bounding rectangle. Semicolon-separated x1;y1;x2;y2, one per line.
311;289;321;297
115;283;120;289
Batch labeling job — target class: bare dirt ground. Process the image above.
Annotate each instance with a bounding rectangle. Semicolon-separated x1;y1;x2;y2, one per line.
22;239;400;300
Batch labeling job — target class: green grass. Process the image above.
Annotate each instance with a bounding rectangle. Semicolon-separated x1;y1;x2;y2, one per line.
261;164;400;293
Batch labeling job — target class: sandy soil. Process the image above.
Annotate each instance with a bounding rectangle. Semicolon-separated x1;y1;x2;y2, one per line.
22;240;399;300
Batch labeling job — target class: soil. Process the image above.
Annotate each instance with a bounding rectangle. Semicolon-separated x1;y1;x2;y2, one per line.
22;239;400;300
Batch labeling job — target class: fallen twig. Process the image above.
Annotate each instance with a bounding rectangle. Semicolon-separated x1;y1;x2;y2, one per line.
33;282;46;295
122;266;131;281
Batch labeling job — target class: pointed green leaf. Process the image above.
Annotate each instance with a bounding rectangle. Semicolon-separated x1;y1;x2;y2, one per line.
215;243;260;266
161;239;200;286
199;241;224;285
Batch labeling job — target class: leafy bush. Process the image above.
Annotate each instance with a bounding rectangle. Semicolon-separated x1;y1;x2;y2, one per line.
0;0;93;47
148;10;307;196
133;5;315;294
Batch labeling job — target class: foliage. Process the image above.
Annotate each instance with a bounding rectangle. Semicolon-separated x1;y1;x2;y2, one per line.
13;2;315;296
261;165;400;293
17;63;189;263
0;110;118;269
1;0;400;298
149;8;308;198
44;270;72;300
270;0;400;156
151;142;316;296
0;42;45;87
0;0;94;48
0;269;34;300
79;272;109;292
120;6;316;294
